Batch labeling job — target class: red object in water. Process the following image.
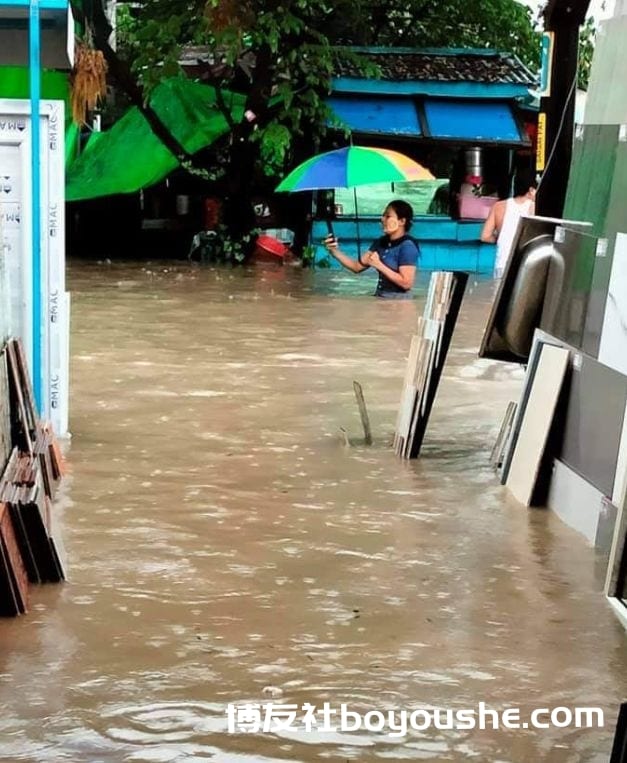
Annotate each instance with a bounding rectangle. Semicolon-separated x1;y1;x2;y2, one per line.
203;197;221;230
255;234;288;258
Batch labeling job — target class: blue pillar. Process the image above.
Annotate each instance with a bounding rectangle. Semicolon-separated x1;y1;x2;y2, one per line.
29;0;42;413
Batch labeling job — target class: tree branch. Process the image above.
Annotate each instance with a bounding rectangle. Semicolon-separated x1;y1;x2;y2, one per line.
214;83;238;132
77;0;197;164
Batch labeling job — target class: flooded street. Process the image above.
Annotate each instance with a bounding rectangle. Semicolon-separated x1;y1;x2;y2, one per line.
1;261;626;762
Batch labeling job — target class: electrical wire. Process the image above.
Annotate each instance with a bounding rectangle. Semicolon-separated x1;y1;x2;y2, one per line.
535;67;579;194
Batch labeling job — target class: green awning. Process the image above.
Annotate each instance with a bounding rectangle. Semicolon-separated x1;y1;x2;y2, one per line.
66;78;246;201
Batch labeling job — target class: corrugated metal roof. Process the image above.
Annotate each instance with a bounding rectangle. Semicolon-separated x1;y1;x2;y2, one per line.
178;45;537;87
335;47;537;86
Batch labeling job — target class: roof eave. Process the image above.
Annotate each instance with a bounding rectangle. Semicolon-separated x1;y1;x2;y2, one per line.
331;78;534;100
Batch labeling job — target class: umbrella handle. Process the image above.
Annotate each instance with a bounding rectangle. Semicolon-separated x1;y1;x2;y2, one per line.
325;219;335;237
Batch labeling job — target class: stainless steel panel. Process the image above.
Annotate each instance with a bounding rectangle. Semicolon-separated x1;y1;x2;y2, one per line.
479;216;593;363
501;235;554;358
539;228;598;351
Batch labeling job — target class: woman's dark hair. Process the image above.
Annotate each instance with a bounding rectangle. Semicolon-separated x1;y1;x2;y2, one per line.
387;199;414;232
513;169;538;197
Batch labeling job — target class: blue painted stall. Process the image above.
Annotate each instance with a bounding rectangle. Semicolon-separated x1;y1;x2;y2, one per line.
311;218;496;274
310;47;537;274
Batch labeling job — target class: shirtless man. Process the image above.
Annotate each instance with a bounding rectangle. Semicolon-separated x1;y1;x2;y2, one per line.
481;170;537;278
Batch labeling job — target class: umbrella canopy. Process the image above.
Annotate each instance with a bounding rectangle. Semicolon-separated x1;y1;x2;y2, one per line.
275;146;434;192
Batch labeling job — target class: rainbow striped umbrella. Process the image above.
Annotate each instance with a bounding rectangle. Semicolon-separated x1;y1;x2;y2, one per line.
275;146;434;192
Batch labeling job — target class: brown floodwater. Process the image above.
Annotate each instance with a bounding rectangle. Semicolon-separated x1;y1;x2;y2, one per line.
0;260;626;763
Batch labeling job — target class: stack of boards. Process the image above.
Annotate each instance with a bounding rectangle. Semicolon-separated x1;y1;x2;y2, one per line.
0;338;65;617
394;271;468;459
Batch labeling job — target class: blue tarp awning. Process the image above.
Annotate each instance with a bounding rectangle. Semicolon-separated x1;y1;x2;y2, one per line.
423;99;524;143
327;95;422;136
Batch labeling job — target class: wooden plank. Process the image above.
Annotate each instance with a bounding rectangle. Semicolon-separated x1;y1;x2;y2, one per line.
8;502;40;584
491;401;518;469
43;421;66;481
6;341;33;454
394;335;421;440
506;344;570;506
405;339;435;458
0;535;21;617
397;335;432;451
18;498;63;584
353;381;373;446
395;384;416;454
0;349;11;470
12;339;38;434
0;502;28;614
397;335;433;455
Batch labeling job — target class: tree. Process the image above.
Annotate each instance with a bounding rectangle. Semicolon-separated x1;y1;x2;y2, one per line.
74;0;540;247
325;0;540;70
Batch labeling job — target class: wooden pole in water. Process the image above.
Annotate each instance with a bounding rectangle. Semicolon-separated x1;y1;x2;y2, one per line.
353;381;372;445
339;426;351;448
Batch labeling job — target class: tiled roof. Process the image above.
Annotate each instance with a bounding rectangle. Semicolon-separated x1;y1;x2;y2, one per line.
334;48;537;86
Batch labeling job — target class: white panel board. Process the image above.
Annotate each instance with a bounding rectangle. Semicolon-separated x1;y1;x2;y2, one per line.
43;100;67;436
506;344;570;506
0;129;32;365
0;100;68;436
547;459;604;544
613;398;627;505
599;232;627;376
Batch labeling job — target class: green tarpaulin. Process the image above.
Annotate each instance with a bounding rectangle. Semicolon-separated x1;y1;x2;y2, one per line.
66;78;246;201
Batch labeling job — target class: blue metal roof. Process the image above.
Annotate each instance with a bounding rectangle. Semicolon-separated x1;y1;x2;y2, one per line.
327;95;422;136
423;99;524;143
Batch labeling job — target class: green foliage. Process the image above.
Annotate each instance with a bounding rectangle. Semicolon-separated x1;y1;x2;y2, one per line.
301;243;331;267
324;0;541;70
188;226;260;263
578;17;596;90
255;123;292;173
179;158;226;182
300;244;316;265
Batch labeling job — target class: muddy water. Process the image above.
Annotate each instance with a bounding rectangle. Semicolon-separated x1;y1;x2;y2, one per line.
0;261;626;763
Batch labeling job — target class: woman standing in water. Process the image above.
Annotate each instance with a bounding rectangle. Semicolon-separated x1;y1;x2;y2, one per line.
323;200;420;299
